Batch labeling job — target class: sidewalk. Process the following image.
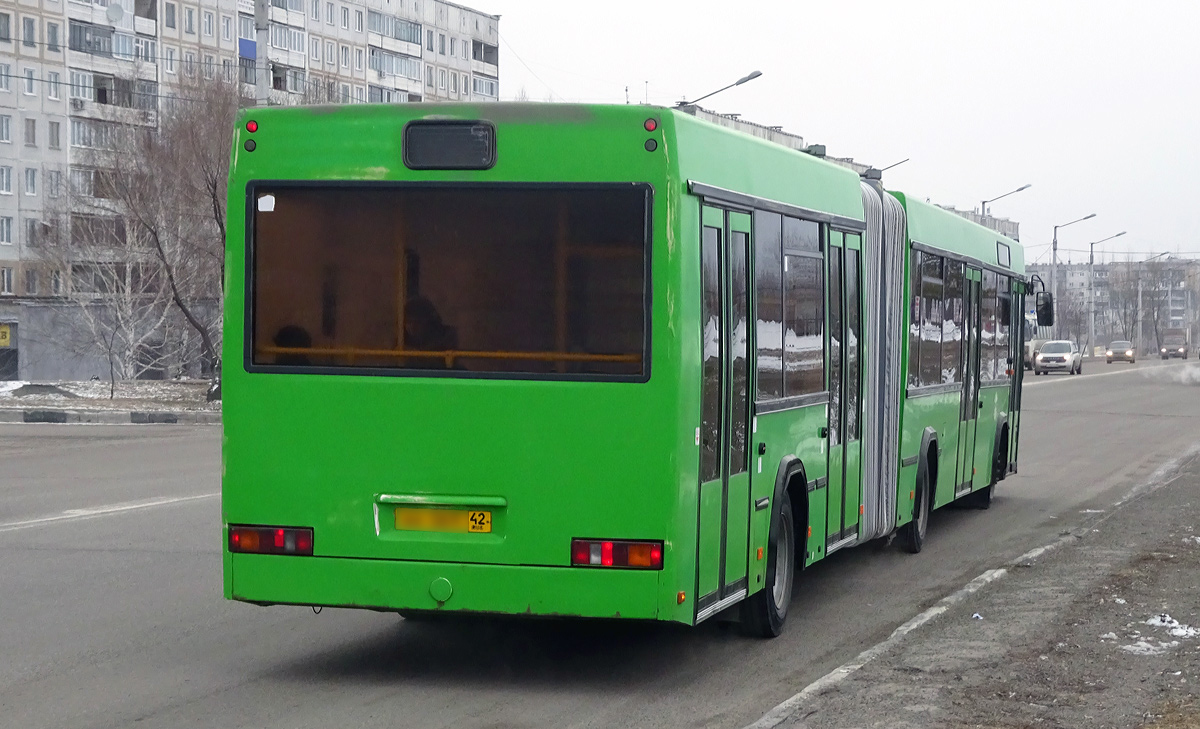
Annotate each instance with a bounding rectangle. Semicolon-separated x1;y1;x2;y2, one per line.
0;381;220;425
768;456;1200;729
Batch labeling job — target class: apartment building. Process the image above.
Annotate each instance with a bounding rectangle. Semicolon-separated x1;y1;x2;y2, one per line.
0;0;499;380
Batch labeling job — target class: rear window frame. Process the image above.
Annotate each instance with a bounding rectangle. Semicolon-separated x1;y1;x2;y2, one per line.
242;179;655;383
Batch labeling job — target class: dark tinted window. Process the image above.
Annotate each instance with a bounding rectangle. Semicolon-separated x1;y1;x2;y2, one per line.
251;185;647;377
920;253;943;386
997;275;1011;377
700;226;722;482
729;230;749;475
828;242;843;444
907;250;921;389
844;243;861;441
783;216;820;253
754;211;784;400
981;270;998;380
784;254;824;397
1041;342;1071;353
1112;341;1132;348
943;261;963;383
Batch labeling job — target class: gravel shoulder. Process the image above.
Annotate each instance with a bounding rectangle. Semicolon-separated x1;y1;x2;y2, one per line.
774;455;1200;729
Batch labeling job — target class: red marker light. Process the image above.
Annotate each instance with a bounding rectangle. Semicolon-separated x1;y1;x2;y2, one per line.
644;118;658;132
274;529;286;548
246;120;258;133
601;541;614;566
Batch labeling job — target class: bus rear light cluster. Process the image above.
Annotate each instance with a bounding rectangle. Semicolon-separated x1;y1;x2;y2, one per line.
229;525;313;556
571;539;663;569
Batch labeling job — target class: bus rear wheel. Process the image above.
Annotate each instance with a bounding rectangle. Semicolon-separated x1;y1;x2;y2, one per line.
899;468;930;554
740;490;795;638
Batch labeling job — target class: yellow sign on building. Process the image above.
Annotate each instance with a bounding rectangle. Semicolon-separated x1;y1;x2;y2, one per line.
0;324;10;348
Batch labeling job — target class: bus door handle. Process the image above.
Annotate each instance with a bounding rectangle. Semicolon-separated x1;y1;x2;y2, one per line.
819;427;829;439
758;442;767;455
978;400;984;410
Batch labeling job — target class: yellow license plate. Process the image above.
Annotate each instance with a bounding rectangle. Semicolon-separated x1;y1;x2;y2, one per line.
395;508;492;533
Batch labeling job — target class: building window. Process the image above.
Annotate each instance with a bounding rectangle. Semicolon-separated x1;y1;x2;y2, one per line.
340;82;349;102
185;8;195;34
0;115;9;143
0;64;9;92
48;121;60;148
203;11;213;36
23;18;35;47
461;73;468;94
340;44;349;68
0;13;10;43
326;2;334;24
355;10;363;32
425;65;432;88
23;68;35;95
185;52;195;75
426;29;433;52
325;41;334;65
52;270;62;295
451;72;457;94
165;2;176;29
340;6;349;29
438;33;445;55
222;15;232;41
0;268;12;293
354;85;364;102
450;37;456;57
48;72;60;99
438;68;446;89
463;39;469;60
47;169;60;198
165;47;176;73
0;166;10;194
24;168;36;196
47;22;60;51
355;47;363;70
25;268;37;295
204;54;215;79
24;118;35;146
311;0;319;20
310;37;319;60
0;219;11;245
238;15;253;40
223;58;233;81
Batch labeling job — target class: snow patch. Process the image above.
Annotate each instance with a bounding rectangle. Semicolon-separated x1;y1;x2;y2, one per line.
0;381;29;396
1099;632;1119;641
1121;640;1181;656
1146;614;1199;639
1113;597;1127;605
1184;536;1200;546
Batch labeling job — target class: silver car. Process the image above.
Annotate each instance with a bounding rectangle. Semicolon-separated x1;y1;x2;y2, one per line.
1033;340;1082;375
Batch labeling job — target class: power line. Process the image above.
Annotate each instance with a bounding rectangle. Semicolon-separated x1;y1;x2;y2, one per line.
496;33;561;101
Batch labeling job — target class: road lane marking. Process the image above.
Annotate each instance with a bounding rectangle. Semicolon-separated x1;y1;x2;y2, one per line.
745;569;1008;729
744;442;1200;729
1024;359;1192;387
0;493;219;533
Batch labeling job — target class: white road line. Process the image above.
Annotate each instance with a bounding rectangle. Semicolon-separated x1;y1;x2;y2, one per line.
0;493;219;533
745;568;1008;729
1024;359;1192;387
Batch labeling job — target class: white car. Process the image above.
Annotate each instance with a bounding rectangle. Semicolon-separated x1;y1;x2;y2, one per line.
1033;340;1082;375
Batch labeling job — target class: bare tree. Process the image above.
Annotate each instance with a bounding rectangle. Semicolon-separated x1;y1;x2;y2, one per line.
1106;262;1140;341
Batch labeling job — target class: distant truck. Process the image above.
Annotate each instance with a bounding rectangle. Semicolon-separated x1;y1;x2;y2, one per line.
1161;329;1189;359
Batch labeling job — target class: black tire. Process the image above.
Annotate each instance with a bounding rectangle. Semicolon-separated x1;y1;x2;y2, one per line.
899;466;930;554
1107;359;1112;364
740;490;796;638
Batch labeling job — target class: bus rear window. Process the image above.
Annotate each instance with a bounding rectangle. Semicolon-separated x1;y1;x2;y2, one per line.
249;184;650;379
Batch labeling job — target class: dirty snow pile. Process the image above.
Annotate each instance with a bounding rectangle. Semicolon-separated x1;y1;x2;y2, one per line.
1116;613;1199;655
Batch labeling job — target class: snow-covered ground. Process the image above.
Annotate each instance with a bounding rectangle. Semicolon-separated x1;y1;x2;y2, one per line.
0;381;219;411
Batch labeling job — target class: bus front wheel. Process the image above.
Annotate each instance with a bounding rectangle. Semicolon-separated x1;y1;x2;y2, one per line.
740;490;795;638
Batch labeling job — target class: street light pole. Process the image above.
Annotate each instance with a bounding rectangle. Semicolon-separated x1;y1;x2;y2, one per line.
1051;213;1096;338
676;71;763;107
1087;231;1126;357
980;183;1032;217
1136;251;1171;355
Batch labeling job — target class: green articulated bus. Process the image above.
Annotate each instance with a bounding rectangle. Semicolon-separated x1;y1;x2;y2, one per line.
223;103;1029;637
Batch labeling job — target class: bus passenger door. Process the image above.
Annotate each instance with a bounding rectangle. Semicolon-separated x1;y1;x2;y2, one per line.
696;207;751;618
825;237;848;548
956;269;982;495
841;241;863;539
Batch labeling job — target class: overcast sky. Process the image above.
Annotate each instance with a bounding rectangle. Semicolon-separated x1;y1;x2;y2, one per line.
470;0;1199;264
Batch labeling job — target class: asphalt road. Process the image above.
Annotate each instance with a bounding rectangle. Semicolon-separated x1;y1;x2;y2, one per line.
2;357;1198;729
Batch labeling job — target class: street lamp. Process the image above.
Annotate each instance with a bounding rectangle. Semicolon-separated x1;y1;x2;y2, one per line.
980;184;1031;217
1136;251;1171;355
677;71;763;107
1086;231;1126;357
1050;213;1096;337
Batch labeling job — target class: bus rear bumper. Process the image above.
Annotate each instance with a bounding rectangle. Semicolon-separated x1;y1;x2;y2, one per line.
228;553;667;621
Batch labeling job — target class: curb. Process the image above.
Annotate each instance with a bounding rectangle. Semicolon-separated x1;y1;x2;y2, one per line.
0;409;221;425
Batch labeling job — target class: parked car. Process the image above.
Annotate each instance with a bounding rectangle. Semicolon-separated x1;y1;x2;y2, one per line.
1106;341;1135;364
1033;340;1082;375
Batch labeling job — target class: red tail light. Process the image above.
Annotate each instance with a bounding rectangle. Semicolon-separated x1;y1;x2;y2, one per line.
229;525;314;556
570;539;663;570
